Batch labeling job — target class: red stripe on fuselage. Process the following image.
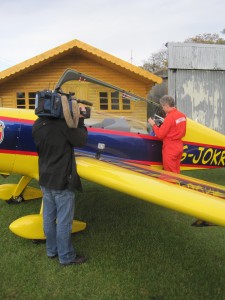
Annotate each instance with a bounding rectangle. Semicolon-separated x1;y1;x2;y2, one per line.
88;128;225;150
87;127;158;140
0;116;35;125
0;149;37;156
180;163;224;169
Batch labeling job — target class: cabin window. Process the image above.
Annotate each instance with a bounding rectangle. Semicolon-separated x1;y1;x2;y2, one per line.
122;97;131;110
16;91;36;109
28;92;36;109
111;91;119;110
16;92;25;109
99;92;108;110
99;91;131;111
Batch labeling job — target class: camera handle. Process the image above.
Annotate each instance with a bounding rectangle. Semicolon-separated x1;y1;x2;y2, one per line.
61;96;79;128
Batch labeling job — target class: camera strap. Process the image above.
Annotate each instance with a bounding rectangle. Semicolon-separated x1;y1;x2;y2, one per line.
61;95;79;128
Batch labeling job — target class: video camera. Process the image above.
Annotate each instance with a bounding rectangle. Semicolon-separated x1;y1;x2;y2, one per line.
153;114;164;127
35;89;92;121
56;88;92;119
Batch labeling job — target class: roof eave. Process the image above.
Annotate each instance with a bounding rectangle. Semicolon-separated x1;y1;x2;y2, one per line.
0;39;162;85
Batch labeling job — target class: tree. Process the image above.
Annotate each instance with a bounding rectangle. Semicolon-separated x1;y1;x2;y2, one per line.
142;29;225;108
142;28;225;73
184;32;225;44
142;47;168;73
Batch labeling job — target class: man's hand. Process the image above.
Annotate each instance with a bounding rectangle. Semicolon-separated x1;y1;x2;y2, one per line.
148;117;156;127
79;106;86;118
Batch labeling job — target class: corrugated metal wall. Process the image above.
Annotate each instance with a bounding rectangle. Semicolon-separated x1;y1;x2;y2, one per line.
168;43;225;134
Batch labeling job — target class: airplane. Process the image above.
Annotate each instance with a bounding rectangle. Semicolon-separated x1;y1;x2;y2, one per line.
1;69;225;240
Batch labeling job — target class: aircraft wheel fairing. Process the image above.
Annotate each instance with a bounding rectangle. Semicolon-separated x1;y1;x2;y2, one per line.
9;214;87;239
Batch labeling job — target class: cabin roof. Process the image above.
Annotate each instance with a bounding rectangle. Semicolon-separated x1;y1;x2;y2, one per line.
0;39;162;85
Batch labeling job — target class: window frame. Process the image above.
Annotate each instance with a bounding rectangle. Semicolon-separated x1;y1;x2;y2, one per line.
99;90;132;112
16;91;36;109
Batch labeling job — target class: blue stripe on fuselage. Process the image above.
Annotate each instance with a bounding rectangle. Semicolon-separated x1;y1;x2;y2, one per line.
0;119;162;164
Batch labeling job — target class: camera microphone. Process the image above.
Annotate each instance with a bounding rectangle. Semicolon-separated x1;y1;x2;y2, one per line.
76;99;93;106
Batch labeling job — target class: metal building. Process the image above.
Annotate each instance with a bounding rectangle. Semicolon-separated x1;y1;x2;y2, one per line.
168;42;225;134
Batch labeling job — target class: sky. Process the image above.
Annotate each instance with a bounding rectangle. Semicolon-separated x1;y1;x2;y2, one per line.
0;0;224;71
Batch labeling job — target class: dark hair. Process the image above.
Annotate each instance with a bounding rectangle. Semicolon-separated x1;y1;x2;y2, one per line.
159;95;175;107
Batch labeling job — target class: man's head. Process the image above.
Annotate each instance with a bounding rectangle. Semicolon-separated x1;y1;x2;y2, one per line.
159;95;175;113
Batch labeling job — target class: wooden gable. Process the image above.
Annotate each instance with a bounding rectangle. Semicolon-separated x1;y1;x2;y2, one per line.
0;39;162;124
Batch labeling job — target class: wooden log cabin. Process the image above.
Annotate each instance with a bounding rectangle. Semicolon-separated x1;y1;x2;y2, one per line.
0;39;162;129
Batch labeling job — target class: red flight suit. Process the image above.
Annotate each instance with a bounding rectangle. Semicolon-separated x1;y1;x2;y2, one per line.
152;108;186;173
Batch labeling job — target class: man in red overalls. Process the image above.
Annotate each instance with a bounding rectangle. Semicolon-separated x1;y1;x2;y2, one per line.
148;95;186;174
149;99;212;227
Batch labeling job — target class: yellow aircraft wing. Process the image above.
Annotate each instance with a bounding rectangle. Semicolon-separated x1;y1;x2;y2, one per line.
8;154;225;239
77;156;225;227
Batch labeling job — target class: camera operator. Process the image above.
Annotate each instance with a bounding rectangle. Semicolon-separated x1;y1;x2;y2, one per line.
32;106;88;266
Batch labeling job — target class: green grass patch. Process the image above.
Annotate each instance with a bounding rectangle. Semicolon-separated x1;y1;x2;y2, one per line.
0;169;225;299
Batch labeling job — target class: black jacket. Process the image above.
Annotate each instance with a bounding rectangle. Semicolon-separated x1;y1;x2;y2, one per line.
32;117;87;191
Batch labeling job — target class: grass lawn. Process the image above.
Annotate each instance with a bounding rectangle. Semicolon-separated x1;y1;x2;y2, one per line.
0;168;225;300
